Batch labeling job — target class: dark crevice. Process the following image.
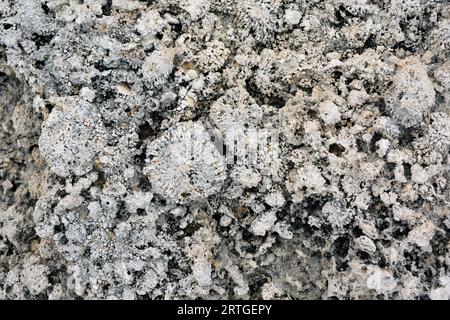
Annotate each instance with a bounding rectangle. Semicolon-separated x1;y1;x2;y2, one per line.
101;0;113;16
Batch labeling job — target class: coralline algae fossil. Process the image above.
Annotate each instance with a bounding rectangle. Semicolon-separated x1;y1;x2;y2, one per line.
386;56;436;128
144;121;226;203
0;0;449;300
39;97;105;178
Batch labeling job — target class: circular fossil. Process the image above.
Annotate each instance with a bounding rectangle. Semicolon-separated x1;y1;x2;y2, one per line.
39;100;104;178
144;121;226;203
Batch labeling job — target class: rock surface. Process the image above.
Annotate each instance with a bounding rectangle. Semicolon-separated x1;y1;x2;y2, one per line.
0;0;449;300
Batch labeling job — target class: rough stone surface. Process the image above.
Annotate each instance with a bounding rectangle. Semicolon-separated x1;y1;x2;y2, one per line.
0;0;449;300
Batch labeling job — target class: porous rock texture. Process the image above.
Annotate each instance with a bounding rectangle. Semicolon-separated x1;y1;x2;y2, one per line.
0;0;449;300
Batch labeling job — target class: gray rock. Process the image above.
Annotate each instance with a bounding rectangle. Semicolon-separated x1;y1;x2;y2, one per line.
0;0;449;300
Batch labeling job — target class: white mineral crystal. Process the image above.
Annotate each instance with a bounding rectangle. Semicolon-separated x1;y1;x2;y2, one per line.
192;257;212;286
319;100;341;125
250;211;277;236
367;268;397;294
284;9;302;25
355;236;377;253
